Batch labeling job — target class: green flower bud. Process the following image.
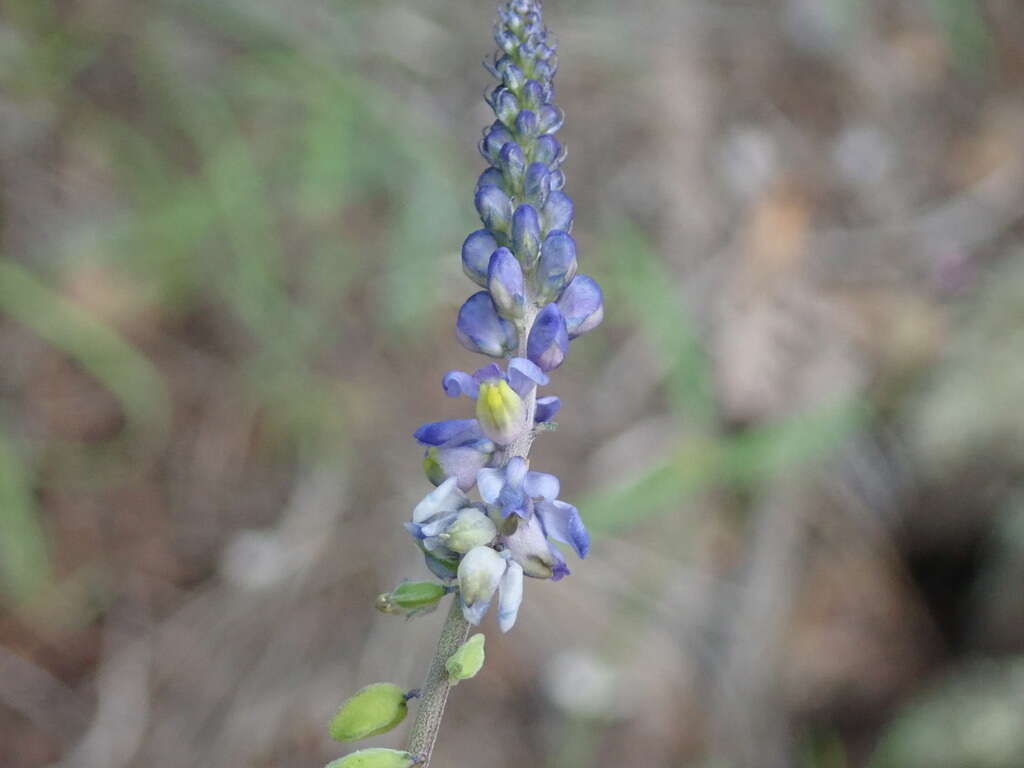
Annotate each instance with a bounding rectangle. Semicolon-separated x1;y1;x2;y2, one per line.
328;683;409;743
440;508;498;554
376;581;450;617
446;633;486;684
326;749;421;768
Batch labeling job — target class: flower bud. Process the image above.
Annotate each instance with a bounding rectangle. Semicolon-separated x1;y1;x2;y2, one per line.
523;162;551;207
533;135;562;168
521;79;544;111
511;203;542;266
541;190;573;233
446;633;486;684
537;104;565;134
326;749;421;768
461;230;498;286
479;122;513;164
475;166;504;192
556;274;604;338
515;109;539;139
498;142;526;186
442;508;498;554
328;683;409;742
458;545;506;624
495;28;517;54
495;89;519;127
499;60;526;92
475;184;513;233
487;247;526;319
535;230;578;302
526;303;570;371
475;378;528;445
456;291;518;358
376;581;449;616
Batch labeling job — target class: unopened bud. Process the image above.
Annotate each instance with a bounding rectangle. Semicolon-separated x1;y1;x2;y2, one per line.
442;508;498;554
326;749;421;768
328;683;410;743
446;633;486;684
376;581;450;617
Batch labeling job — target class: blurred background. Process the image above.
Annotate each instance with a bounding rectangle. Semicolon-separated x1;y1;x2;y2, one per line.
2;0;1023;766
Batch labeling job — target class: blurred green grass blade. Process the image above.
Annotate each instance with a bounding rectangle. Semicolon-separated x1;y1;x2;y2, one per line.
582;399;865;534
0;429;50;603
928;0;991;77
0;260;170;439
718;398;868;488
601;223;714;426
581;438;722;535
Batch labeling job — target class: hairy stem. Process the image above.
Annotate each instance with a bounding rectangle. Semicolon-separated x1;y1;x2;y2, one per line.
406;598;471;763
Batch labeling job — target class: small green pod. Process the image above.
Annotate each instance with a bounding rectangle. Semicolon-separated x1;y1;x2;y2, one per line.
376;581;449;617
328;683;409;743
446;633;486;684
325;748;420;768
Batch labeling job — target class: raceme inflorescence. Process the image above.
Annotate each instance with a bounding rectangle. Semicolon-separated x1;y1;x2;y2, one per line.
325;3;602;766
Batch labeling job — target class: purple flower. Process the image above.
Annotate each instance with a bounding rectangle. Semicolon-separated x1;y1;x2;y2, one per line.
500;498;589;581
476;456;559;519
487;247;526;319
500;513;568;580
441;357;548;403
511;203;542;266
541;191;573;234
475;184;513;233
415;359;550;485
535;230;578;302
526;302;570;371
557;274;604;338
456;291;518;357
405;477;472;579
461;229;498;286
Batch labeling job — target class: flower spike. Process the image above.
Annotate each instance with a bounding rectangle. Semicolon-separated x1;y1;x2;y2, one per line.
338;5;607;765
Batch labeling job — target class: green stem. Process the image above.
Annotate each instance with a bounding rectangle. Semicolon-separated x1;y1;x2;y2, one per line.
405;597;471;763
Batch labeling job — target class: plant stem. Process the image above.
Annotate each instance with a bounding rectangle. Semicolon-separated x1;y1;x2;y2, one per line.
406;597;471;764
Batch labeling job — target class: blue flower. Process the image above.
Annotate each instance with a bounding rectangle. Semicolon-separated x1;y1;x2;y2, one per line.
440;357;552;446
458;545;524;631
526;302;569;371
456;291;517;358
414;419;496;491
476;456;558;519
557;274;604;338
500;498;589;581
405;477;473;579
